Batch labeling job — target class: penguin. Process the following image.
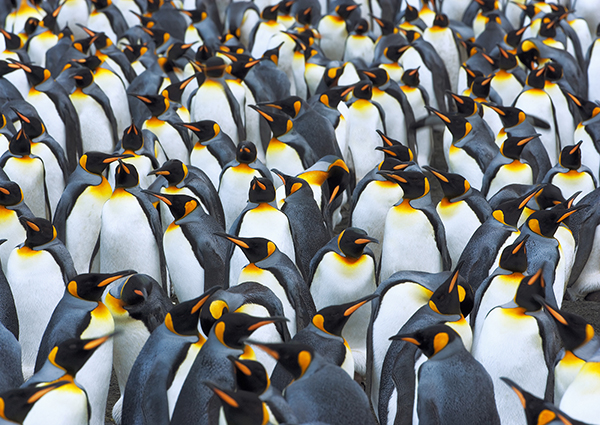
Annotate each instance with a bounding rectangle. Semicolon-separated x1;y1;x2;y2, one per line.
207;384;273;425
481;134;538;199
218;233;315;337
177;120;236;190
423;14;461;92
96;161;167;290
392;324;501;425
80;27;136;86
0;382;71;424
543;61;576;150
69;66;118;154
218;140;272;231
227;177;296;282
36;271;134;425
249;4;286;58
0;180;32;275
147;158;225;232
472;270;561;425
564;92;600;183
425;166;492;268
308;227;377;375
543;142;597;200
15;335;113;425
317;4;360;61
0;297;22;393
122;287;219;425
143;191;229;301
0;129;50;219
53;151;127;273
87;0;129;44
103;273;172;424
6;216;76;379
343;19;375;66
378;169;451;281
170;313;286;425
250;341;378;425
490;46;526;106
274;170;331;280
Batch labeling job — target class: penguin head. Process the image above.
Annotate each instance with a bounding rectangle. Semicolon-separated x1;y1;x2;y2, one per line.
473;0;496;13
352;81;373;100
296;6;314;27
502;377;578;425
165;42;194;61
134;94;170;117
500;134;539;160
11;107;45;138
321;65;345;88
311;294;378;337
195;44;214;63
114;160;140;188
299;156;350;205
335;3;359;19
67;270;136;302
401;67;420;87
563;92;600;122
177;120;221;143
463;65;483;89
72;67;94;89
20;217;55;248
544;61;563;82
492;187;542;227
0;381;70;423
497;46;518;70
318;85;354;110
432;13;449;28
262;42;284;64
48;335;112;377
0;180;24;206
536;297;596;352
258;96;305;119
251;341;314;380
236;141;258;164
391;324;460;358
164;286;220;337
121;122;144;152
273;170;311;199
428;266;463;316
224;53;262;80
426;107;471;141
207;384;270;425
23;17;40;37
72;35;98;55
525;66;546;89
471;75;492;99
162;76;195;105
0;29;23;50
499;234;529;273
353;18;369;35
260;4;279;21
7;61;51;86
8;129;32;157
80;152;130;175
71;55;102;72
526;206;582;238
217;234;277;264
539;15;558;38
249;105;292;137
212;313;287;350
248;177;276;203
534;183;567;209
149;159;188;185
337;227;377;259
558;142;582;170
514;269;545;311
375;130;414;162
228;355;269;394
485;104;527;128
518;39;543;70
202;56;227;78
447;92;478;116
377;170;430;200
505;25;528;49
401;29;421;44
359;68;389;88
143;192;200;222
0;60;19;78
424;167;471;200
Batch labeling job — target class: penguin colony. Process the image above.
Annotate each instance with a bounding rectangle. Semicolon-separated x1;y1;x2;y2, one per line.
1;0;600;424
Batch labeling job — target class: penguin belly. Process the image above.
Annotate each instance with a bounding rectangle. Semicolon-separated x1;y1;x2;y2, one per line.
219;165;262;230
550;171;596;200
574;126;600;182
437;199;481;268
515;91;558;164
70;90;114;154
87;12;117;44
237;265;297;336
24;383;89;425
380;203;443;281
190;144;222;189
100;191;162;283
0;207;25;274
347;100;384;184
31;142;64;216
448;144;485;191
143;118;189;163
570;225;600;299
27;90;66;154
404;87;431;166
553;227;575;308
559;362;600;424
372;90;405;143
317;16;347;61
250;22;284;58
351;180;403;264
265;138;305;177
7;247;65;379
399;48;437;109
164;225;205;302
554;352;586;405
66;182;112;273
311;252;376;376
167;341;203;419
370;283;433;408
487;162;533;199
588;41;600;101
424;28;459;92
192;81;240;145
472;308;547;425
3;156;47;219
546;84;574;149
491;71;523;107
93;68;131;136
344;35;374;65
27;32;58;67
473;273;523;342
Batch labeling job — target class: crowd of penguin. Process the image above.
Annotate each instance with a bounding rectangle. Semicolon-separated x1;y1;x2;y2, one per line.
1;0;600;423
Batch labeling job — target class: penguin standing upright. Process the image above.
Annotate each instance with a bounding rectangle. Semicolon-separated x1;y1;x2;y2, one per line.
423;14;461;92
249;4;285;58
543;142;597;200
6;216;76;379
0;180;31;274
318;4;360;61
564;93;600;183
308;227;377;375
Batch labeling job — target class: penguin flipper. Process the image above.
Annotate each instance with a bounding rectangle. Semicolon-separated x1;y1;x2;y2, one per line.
37;137;70;182
45;240;77;281
53;181;89;243
44;88;82;170
86;86;120;146
420;206;452;271
223;82;246;142
532;311;561;402
567;213;597;286
184;169;226;230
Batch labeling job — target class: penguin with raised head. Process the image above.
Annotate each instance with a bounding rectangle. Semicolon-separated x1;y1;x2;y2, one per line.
318;4;360;61
170;313;286;425
393;324;500;425
54;151;128;273
379;169;451;281
122;287;219;425
143;191;229;301
543;142;597;200
36;271;134;425
6;216;75;379
103;273;172;424
472;270;561;425
218;233;315;337
0;180;32;274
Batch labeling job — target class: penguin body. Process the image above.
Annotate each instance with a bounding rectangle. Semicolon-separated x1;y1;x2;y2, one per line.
318;5;358;61
0;180;32;275
543;142;597;200
423;14;461;92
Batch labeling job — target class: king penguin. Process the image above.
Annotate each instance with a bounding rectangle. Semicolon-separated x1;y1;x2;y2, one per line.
0;180;32;275
543;142;597;200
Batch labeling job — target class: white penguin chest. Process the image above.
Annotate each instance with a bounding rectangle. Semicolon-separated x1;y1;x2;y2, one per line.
190;144;222;189
559;361;600;424
168;340;203;418
266;138;305;176
3;156;47;219
164;224;205;302
70;89;113;154
192;81;239;145
143;118;189;163
488;161;533;198
436;199;481;267
24;382;89;425
27;90;65;151
448;144;484;190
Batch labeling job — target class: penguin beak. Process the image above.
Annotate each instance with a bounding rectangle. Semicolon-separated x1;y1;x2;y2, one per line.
27;381;70;404
214;232;250;248
423;166;448;183
205;383;239;407
99;270;137;287
10;108;30;124
344;294;379;317
142;189;172;205
390;332;421;345
247;316;288;332
517;135;539;146
103;154;133;164
83;334;113;350
249;104;274;122
245;340;281;360
148;168;170;176
19;217;40;232
354;236;378;245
